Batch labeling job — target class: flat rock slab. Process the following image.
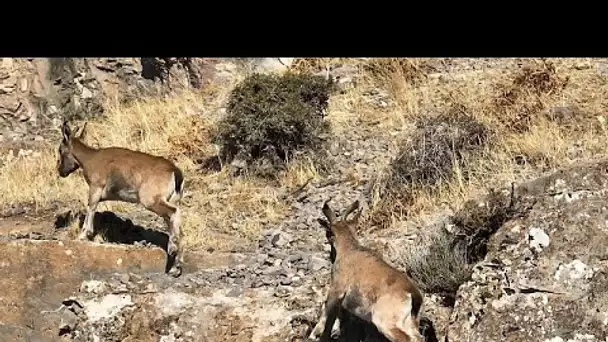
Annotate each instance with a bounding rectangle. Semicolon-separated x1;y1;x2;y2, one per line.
0;239;166;341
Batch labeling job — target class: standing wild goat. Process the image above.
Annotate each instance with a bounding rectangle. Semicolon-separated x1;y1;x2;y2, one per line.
308;199;425;342
57;120;185;277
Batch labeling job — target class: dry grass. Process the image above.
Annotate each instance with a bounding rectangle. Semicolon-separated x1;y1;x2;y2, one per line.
3;57;608;255
293;57;608;226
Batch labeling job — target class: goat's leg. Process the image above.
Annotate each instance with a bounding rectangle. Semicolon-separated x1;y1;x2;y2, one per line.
374;296;424;342
168;206;183;260
309;291;342;341
146;197;182;277
399;315;424;342
78;187;102;241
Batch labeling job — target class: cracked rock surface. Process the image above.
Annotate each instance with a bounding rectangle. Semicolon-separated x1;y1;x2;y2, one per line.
447;160;608;342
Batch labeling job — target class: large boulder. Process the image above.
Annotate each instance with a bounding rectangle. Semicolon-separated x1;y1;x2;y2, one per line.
446;160;608;341
0;239;166;342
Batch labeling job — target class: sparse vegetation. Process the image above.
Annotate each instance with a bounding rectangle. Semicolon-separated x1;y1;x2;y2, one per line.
371;107;491;226
403;229;471;305
212;72;336;177
490;59;570;133
361;58;437;87
403;185;527;306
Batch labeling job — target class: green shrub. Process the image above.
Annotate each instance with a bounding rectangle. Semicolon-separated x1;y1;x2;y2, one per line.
212;72;336;176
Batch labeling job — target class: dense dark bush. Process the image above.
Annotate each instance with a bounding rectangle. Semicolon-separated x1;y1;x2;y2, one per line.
212;72;336;176
391;109;490;189
367;107;491;228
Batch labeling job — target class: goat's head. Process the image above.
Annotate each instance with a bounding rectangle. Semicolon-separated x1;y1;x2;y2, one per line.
317;199;363;243
57;120;87;178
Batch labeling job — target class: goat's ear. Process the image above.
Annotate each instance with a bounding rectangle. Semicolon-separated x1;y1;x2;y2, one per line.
76;122;88;140
317;218;330;230
352;208;363;223
322;200;337;224
61;120;71;142
343;200;360;221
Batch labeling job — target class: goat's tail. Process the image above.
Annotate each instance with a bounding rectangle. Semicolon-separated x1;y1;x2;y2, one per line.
173;167;184;196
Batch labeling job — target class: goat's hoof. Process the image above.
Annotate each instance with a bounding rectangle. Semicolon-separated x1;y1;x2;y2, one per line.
307;329;320;341
167;242;178;257
77;231;93;241
168;265;182;278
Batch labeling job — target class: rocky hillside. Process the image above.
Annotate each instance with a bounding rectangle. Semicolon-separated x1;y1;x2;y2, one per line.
1;57;608;342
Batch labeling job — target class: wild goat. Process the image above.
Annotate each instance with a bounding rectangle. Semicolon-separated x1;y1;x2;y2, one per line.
308;199;425;342
56;120;185;277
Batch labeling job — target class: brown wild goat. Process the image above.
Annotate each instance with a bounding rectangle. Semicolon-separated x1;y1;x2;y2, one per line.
56;120;185;277
308;199;425;342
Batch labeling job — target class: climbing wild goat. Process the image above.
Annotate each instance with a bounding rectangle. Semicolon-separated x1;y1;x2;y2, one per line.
56;120;185;277
308;199;425;342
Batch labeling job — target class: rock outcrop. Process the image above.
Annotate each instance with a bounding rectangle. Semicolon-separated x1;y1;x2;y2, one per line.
0;57;293;146
446;160;608;341
0;239;166;342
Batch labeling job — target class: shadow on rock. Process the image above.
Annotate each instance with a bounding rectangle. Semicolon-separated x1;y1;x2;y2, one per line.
54;210;180;274
313;312;439;342
90;211;169;249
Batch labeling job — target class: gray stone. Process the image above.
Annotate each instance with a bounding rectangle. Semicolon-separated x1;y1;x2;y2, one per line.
308;256;329;272
272;231;294;247
528;227;550;252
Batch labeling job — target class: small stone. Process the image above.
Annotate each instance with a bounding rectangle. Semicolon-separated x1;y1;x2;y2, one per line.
119;274;131;284
528;228;550;252
80;280;106;294
19;78;28;92
291;276;303;287
34;135;44;142
273;287;291;298
160;334;176;342
308;256;329;272
226;287;243;297
287;254;303;263
272;231;294;247
0;83;15;94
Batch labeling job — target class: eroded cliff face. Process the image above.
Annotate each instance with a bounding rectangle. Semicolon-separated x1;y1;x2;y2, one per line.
0;57;291;146
447;161;608;342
